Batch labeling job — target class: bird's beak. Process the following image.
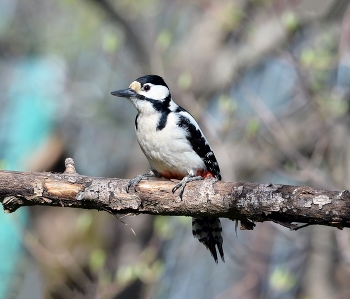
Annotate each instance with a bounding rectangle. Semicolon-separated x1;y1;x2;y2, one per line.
111;88;137;98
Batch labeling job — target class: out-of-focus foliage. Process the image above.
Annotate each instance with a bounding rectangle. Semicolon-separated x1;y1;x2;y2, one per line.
2;0;350;298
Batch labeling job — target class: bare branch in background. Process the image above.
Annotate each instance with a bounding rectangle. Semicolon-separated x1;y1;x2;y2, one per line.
90;0;149;67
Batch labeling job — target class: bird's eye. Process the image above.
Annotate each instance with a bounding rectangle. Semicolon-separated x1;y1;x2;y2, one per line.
144;85;151;91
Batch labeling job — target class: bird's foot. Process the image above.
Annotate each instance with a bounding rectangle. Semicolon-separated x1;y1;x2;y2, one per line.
126;171;155;192
172;175;203;199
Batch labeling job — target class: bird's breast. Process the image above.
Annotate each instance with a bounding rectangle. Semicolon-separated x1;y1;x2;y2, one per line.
135;113;205;176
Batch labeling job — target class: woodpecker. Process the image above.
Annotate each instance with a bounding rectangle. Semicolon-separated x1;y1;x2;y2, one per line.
111;75;224;263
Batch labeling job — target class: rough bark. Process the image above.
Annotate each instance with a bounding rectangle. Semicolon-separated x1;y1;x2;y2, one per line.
0;159;349;231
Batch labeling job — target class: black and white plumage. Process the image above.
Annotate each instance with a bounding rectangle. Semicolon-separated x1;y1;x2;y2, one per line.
111;75;224;263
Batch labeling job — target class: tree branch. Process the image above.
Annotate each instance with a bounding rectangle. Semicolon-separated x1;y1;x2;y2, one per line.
1;159;349;231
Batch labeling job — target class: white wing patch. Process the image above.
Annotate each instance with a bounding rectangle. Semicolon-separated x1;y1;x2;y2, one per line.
178;110;201;132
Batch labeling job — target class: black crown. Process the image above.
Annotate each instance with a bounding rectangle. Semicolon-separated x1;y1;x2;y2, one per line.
136;75;168;88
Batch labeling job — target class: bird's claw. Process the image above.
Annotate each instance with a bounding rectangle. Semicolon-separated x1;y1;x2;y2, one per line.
126;175;143;192
172;182;185;199
125;172;155;193
172;176;204;200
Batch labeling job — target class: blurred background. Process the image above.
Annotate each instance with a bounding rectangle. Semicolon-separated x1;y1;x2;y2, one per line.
1;0;350;298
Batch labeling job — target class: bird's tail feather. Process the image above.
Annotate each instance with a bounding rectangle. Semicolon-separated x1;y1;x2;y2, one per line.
192;217;224;263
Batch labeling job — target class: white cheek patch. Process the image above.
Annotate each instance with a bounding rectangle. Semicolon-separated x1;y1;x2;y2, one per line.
138;84;169;100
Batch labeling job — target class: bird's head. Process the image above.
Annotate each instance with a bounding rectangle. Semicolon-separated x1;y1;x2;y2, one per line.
111;75;171;112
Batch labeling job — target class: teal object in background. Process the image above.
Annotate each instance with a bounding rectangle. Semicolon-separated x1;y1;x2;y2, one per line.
0;210;28;298
1;57;58;170
0;56;63;298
